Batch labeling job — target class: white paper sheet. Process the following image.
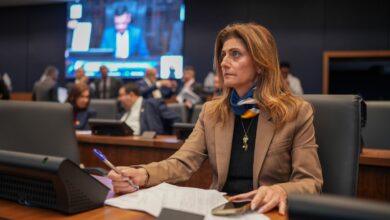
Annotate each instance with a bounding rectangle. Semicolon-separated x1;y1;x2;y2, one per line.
105;183;269;220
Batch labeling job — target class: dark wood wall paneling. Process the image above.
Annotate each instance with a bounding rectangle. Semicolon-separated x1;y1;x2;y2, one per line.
1;0;390;93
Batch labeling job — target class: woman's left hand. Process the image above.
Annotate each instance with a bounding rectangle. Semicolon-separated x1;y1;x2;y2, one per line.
229;185;287;215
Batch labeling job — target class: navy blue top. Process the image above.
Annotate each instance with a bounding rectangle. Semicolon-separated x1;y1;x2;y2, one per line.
74;108;97;130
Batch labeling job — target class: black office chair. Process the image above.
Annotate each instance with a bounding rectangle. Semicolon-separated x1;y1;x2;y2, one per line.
191;104;203;123
167;103;188;123
171;103;203;140
173;122;195;140
0;100;107;175
0;100;80;164
89;99;118;120
288;193;390;220
362;101;390;150
302;95;362;196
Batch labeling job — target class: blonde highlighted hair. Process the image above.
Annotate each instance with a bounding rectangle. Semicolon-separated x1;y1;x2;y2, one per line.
209;23;303;126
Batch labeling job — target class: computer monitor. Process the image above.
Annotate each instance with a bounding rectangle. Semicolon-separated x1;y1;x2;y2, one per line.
89;118;133;136
0;101;80;164
0;149;109;214
173;122;195;140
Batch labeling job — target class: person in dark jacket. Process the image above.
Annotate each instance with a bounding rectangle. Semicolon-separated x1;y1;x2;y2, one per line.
66;83;96;130
91;65;123;99
118;83;181;135
32;65;59;102
136;67;176;99
0;78;10;100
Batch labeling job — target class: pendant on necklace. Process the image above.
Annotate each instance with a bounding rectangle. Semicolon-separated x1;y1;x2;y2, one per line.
242;134;249;151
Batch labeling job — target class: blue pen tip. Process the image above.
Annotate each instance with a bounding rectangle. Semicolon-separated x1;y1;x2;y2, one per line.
93;148;106;161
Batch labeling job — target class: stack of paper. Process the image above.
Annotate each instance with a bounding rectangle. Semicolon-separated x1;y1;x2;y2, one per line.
105;183;269;220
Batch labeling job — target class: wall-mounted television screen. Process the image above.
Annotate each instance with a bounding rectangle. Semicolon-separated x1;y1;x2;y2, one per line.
323;51;390;101
65;0;185;79
329;57;390;100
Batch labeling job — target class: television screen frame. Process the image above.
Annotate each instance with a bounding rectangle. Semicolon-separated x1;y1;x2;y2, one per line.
323;51;390;100
89;118;134;136
65;0;185;80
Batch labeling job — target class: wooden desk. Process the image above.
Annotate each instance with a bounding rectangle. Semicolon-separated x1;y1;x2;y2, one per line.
10;92;32;101
0;176;285;220
358;148;390;201
77;134;212;189
0;199;285;220
77;134;390;201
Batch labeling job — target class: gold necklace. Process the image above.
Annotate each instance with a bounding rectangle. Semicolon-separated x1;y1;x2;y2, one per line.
240;118;254;151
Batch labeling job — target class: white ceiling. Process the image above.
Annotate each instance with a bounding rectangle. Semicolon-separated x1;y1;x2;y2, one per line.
0;0;71;7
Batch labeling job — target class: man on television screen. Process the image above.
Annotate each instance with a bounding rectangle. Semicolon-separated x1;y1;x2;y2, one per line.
100;5;149;58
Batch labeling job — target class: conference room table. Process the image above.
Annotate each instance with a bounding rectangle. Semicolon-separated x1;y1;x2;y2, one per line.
0;176;285;220
1;135;388;219
77;133;212;188
358;147;390;201
77;133;390;202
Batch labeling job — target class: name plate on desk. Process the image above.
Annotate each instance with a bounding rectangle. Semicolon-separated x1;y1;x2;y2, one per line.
142;131;157;139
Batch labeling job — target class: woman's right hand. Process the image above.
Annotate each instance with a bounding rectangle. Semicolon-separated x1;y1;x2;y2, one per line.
107;166;148;194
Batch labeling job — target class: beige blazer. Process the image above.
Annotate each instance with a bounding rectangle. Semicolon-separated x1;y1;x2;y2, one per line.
143;99;323;194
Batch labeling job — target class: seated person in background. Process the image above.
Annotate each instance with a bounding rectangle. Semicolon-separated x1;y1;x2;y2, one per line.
176;65;204;108
100;5;149;58
66;67;89;91
202;71;215;94
32;65;59;102
213;74;222;97
66;83;96;130
136;67;176;99
91;65;123;99
1;72;12;92
280;61;304;95
0;77;10;100
118;83;181;135
108;23;323;215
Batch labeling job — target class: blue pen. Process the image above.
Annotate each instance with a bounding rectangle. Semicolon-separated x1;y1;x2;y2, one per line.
93;148;139;190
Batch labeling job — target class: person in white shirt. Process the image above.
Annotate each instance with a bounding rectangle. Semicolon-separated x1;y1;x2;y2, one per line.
1;73;12;92
280;62;304;95
74;67;88;84
176;66;203;108
100;5;149;58
66;67;89;92
119;88;143;135
118;83;181;135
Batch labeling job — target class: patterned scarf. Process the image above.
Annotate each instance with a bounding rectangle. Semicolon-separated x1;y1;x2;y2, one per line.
230;86;260;119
